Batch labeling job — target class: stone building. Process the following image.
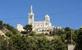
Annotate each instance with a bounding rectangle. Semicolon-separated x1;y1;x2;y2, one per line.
17;5;53;34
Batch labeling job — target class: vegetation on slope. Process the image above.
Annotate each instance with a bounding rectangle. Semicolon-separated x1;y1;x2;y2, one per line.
0;20;82;50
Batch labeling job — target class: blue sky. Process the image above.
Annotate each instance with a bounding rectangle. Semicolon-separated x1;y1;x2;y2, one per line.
0;0;82;29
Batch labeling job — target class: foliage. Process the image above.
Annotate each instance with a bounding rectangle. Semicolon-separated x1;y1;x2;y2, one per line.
10;35;67;50
0;20;3;25
23;25;32;34
0;20;3;29
5;32;13;37
0;32;67;50
64;27;72;44
75;28;82;50
3;24;19;34
0;20;81;50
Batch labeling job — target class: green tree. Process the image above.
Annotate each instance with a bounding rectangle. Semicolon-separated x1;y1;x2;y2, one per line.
23;25;32;34
0;35;9;50
0;20;3;25
64;27;72;44
0;20;3;29
4;24;19;34
75;27;82;50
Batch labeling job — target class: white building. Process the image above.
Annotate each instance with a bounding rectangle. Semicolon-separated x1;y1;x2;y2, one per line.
28;5;53;34
17;5;53;34
17;24;25;32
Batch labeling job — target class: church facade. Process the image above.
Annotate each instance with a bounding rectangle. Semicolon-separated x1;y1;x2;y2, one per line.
17;5;53;34
28;6;53;34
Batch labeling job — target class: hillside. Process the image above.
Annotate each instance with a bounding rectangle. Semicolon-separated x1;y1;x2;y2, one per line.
0;20;68;50
0;20;20;37
0;20;82;50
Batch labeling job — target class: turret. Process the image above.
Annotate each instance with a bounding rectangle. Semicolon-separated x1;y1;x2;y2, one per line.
45;14;51;26
45;14;50;22
45;14;50;23
28;5;34;25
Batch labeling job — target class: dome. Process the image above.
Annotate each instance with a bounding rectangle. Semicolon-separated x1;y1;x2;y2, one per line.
45;14;50;18
45;14;50;21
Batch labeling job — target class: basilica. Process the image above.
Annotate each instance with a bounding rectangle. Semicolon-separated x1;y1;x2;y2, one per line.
17;5;53;34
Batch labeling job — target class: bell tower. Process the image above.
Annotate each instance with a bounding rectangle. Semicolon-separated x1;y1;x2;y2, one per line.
45;14;51;26
28;5;34;25
45;14;50;23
